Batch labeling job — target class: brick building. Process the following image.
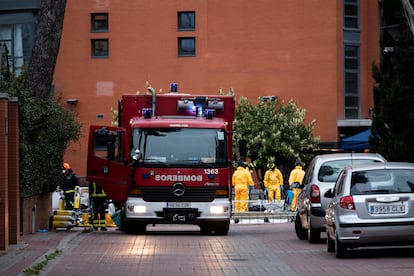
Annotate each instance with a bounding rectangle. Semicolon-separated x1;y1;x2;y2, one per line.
2;0;381;178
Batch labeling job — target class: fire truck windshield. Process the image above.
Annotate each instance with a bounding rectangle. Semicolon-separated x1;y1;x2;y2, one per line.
132;128;227;166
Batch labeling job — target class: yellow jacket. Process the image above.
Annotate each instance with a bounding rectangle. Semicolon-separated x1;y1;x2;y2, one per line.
264;169;283;189
232;166;254;189
90;182;107;197
288;165;305;186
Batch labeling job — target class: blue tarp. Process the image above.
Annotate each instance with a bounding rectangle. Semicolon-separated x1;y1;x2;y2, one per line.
340;129;371;150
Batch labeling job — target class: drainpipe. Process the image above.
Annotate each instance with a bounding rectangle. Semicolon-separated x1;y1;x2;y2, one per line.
32;205;36;233
147;87;156;117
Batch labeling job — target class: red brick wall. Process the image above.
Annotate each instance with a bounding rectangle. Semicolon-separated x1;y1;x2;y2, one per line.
0;95;9;250
54;0;380;176
0;95;20;250
8;99;19;244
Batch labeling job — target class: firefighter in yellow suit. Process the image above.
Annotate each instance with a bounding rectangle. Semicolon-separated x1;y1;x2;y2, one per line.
264;162;283;203
232;162;254;212
90;182;107;231
288;160;305;211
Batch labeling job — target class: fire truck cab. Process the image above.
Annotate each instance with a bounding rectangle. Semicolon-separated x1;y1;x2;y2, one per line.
86;88;235;235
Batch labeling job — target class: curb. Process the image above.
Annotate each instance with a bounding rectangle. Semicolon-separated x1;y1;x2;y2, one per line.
16;230;83;276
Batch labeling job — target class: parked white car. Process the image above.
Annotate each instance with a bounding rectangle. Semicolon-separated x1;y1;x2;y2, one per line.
295;153;386;243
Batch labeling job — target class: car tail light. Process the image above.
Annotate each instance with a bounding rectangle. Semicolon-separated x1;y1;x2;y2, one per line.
310;184;320;203
339;196;355;210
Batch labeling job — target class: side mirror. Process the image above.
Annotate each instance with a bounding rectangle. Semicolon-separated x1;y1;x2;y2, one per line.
130;148;142;165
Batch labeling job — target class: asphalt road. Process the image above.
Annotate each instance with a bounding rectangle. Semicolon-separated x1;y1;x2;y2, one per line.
33;222;414;275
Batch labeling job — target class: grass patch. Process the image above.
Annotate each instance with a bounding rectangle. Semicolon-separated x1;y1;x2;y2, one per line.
23;249;62;276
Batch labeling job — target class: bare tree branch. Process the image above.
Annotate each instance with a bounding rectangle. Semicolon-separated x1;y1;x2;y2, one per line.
27;0;67;97
401;0;414;37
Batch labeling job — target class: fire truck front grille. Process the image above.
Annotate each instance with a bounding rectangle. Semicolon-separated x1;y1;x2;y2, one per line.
140;187;216;202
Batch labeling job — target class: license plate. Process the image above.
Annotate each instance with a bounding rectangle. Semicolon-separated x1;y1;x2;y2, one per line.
370;204;405;214
166;202;190;208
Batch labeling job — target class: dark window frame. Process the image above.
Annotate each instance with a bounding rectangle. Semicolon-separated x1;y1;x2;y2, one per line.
178;11;195;31
91;13;109;32
344;0;359;29
91;39;109;58
344;44;360;119
0;12;35;75
177;37;196;57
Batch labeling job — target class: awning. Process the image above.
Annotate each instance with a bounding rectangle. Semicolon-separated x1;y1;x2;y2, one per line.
340;129;371;150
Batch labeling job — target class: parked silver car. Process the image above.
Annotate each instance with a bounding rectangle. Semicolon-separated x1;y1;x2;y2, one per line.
325;162;414;258
295;153;386;243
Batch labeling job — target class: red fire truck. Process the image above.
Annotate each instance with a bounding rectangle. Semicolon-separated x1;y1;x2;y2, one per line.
86;87;235;235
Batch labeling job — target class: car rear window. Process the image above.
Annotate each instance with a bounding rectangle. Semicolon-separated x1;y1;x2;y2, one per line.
350;169;414;195
318;159;382;183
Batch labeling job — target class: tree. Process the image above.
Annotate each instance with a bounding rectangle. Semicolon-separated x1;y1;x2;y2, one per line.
233;97;319;181
27;0;67;97
371;0;414;162
1;72;81;197
0;0;81;197
401;0;414;37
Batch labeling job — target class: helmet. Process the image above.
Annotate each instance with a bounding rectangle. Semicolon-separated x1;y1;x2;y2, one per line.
238;161;248;168
63;162;71;170
267;162;275;170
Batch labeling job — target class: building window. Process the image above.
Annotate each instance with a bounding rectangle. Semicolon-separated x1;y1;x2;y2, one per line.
91;39;109;57
344;0;359;29
0;23;34;75
344;45;360;119
91;13;109;32
178;37;195;57
178;11;195;31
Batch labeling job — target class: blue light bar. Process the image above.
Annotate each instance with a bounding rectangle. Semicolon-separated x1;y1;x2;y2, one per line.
205;109;214;120
170;83;178;92
142;108;152;119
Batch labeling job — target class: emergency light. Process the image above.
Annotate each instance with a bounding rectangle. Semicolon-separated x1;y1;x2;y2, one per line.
207;100;224;112
177;99;194;111
170;83;178;92
142;108;152;119
205;109;214;120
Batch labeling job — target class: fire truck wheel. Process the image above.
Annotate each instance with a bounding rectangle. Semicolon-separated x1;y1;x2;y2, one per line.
200;222;229;236
122;220;146;234
200;225;212;235
213;222;229;236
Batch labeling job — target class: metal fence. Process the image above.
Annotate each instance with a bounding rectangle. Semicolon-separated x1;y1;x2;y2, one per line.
231;189;296;224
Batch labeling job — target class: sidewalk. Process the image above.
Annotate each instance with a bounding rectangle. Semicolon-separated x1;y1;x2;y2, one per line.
0;229;82;276
0;212;293;276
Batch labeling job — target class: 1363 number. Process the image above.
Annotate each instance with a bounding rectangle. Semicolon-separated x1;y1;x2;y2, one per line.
204;168;219;174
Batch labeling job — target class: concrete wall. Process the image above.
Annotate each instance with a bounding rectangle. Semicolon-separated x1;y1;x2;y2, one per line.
21;193;53;235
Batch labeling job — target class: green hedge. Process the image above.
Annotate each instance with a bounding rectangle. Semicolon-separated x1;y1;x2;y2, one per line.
1;72;81;197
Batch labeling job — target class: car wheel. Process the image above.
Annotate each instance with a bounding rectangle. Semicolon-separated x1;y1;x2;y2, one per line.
335;234;347;258
307;215;320;243
295;213;307;240
326;228;335;253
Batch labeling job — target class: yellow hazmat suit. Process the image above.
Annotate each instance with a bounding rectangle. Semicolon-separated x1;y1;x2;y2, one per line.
232;164;254;212
288;165;305;211
264;165;283;203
